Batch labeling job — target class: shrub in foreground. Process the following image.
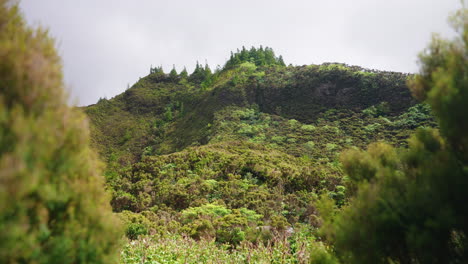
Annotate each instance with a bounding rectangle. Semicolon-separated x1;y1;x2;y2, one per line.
0;1;122;263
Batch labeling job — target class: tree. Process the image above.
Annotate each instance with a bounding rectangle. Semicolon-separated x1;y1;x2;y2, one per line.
189;61;203;83
278;55;286;66
180;67;188;79
169;64;178;80
204;62;212;76
200;63;212;89
411;9;468;164
223;46;285;70
154;65;164;74
321;8;468;264
0;1;122;263
164;106;173;121
189;61;213;87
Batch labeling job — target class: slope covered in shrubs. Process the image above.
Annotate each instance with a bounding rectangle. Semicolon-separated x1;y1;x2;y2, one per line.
85;53;423;164
84;46;436;251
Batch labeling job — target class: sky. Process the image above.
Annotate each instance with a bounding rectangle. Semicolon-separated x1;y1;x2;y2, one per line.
20;0;460;106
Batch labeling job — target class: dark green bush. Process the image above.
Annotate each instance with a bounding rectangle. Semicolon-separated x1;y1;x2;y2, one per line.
323;9;468;263
126;223;149;240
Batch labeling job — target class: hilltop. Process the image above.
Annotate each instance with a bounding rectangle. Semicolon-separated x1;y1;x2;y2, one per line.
84;47;435;249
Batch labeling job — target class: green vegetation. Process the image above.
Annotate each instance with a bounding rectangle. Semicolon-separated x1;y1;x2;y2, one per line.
82;29;441;264
85;49;422;165
109;142;332;237
121;231;337;264
83;42;440;262
0;1;122;263
3;1;466;263
319;8;468;263
224;46;286;70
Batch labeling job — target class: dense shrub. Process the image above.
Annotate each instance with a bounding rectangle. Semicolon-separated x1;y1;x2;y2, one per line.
322;9;468;263
0;2;122;263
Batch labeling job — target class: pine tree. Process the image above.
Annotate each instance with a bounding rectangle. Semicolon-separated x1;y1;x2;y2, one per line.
201;63;213;90
223;46;285;69
240;46;248;61
204;62;212;77
189;61;206;84
180;67;188;79
169;64;178;80
154;65;164;74
278;55;285;66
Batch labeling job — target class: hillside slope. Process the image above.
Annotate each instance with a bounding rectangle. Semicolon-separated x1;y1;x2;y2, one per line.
84;48;435;244
85;59;420;161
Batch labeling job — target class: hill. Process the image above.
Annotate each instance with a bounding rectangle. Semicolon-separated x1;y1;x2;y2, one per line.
84;47;436;248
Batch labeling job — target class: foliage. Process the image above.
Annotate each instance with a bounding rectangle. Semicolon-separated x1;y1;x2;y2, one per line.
119;211;152;240
108;141;331;240
180;67;188;79
410;8;468;163
81;21;439;263
120;230;338;264
5;0;460;262
322;8;468;263
87;58;434;252
169;65;178;81
393;103;435;129
179;203;262;244
189;62;213;86
85;50;419;163
224;46;285;70
149;65;164;74
0;2;122;263
362;102;390;117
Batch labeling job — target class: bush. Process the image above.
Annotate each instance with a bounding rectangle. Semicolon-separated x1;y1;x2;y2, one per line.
126;223;149;240
362;102;390;117
180;204;262;244
271;135;286;143
325;143;337;151
0;2;122;263
119;211;152;240
324;11;468;263
301;124;317;131
308;241;340;264
394;103;434;129
237;123;256;137
304;141;316;150
288;119;299;127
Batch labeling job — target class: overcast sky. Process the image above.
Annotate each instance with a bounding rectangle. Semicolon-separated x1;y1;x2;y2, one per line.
20;0;460;106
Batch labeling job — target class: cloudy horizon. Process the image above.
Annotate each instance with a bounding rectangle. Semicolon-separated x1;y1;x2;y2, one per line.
20;0;460;106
